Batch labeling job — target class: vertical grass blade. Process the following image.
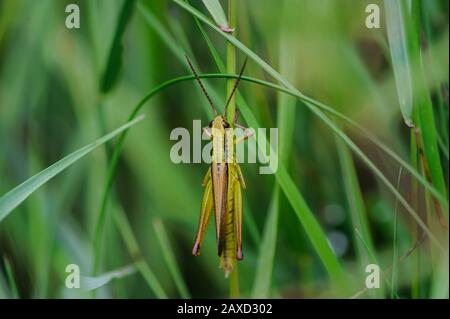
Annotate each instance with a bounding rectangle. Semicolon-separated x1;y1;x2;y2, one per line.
252;29;296;297
336;137;376;259
4;258;19;298
100;0;136;93
410;132;421;298
114;208;168;298
152;218;191;298
335;137;381;298
391;168;403;299
225;0;237;124
251;188;280;298
384;0;414;126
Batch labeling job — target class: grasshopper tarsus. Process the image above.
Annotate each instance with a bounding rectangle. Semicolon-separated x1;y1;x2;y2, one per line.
237;248;243;260
192;242;201;256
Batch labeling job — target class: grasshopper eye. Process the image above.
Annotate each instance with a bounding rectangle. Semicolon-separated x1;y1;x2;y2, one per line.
208;120;213;127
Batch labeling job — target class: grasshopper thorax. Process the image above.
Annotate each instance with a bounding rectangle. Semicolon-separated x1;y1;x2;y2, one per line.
210;116;235;164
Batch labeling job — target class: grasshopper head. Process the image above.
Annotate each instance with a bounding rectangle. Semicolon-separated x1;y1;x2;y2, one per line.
209;115;230;129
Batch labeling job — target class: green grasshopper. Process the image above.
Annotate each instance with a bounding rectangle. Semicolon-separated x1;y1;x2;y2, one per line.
186;56;252;277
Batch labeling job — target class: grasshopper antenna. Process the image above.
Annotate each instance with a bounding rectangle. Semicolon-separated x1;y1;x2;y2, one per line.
224;57;248;120
185;54;218;115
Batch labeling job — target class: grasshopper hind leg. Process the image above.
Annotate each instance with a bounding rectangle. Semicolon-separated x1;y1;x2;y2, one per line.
234;173;244;260
192;168;214;256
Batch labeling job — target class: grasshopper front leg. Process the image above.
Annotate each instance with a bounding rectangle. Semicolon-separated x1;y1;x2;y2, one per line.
234;124;254;145
192;168;214;256
203;126;212;139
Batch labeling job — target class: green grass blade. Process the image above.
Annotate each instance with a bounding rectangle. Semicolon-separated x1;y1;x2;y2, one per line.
335;138;376;265
114;208;168;298
243;198;261;246
0;272;10;298
152;218;191;299
138;3;183;61
81;264;136;291
391;168;403;299
229;266;239;298
100;0;136;93
276;166;347;285
192;9;226;72
137;3;218;118
410;131;421;299
335;137;382;298
4;257;19;298
430;257;449;298
252;187;280;298
225;0;237;124
252;34;296;297
386;0;448;224
354;229;379;270
201;0;230;30
0;116;145;223
238;87;347;288
384;0;414;126
412;0;448;222
353;229;398;299
311;105;443;251
437;134;449;161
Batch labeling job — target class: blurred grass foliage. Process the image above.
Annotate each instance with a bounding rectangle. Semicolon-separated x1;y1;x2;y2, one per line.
0;0;448;298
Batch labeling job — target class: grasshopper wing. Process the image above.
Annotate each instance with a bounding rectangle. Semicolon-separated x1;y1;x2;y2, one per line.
192;168;214;256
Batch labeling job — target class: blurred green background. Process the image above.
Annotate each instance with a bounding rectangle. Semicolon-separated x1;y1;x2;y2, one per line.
0;0;448;298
